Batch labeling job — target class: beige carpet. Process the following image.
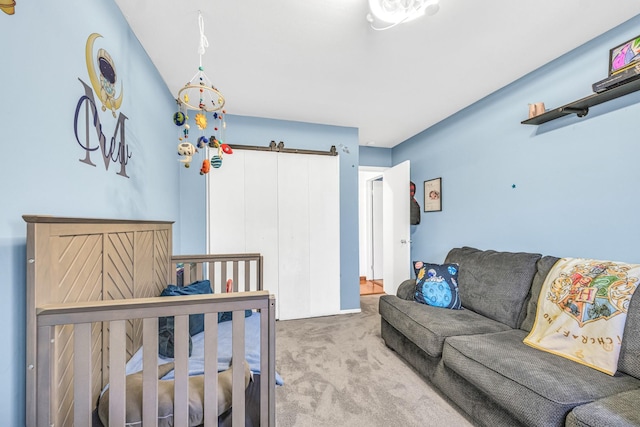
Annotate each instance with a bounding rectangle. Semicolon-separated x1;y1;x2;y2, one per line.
275;294;475;427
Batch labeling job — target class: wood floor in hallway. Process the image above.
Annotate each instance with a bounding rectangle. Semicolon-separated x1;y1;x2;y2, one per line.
360;279;384;295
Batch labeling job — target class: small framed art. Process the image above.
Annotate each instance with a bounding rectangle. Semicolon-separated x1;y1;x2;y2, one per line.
423;178;442;212
609;35;640;76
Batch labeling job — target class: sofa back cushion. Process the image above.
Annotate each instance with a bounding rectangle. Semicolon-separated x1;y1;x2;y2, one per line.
520;256;560;332
444;247;541;328
617;291;640;378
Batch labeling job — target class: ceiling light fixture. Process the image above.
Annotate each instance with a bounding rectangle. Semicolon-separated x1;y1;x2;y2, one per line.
366;0;440;31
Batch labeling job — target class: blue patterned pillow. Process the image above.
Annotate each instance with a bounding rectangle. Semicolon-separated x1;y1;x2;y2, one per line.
413;261;462;309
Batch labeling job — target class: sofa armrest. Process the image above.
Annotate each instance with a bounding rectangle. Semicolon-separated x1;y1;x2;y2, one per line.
396;279;415;300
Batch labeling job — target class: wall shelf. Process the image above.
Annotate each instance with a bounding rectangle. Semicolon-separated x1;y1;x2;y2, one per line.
521;78;640;125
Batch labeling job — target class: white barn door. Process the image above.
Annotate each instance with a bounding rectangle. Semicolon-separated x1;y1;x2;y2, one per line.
208;150;340;320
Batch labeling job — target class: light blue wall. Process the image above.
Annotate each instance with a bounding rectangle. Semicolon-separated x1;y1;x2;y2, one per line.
393;15;640;266
0;1;180;423
359;145;392;167
178;115;361;311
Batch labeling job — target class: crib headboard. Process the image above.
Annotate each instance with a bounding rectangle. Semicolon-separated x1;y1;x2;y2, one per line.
24;215;175;425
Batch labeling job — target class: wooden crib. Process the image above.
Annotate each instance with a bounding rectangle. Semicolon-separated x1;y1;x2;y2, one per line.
24;215;276;426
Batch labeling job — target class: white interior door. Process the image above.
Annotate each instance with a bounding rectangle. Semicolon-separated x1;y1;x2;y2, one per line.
382;160;410;295
277;153;311;320
307;155;340;317
277;153;340;320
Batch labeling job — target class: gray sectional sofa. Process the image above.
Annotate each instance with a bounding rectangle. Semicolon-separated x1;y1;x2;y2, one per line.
379;247;640;427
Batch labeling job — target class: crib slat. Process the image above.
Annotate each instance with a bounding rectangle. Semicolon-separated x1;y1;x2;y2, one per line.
174;315;190;427
195;262;203;280
73;323;92;426
221;262;228;293
209;262;216;292
109;320;127;426
244;261;251;291
203;313;219;427
142;318;159;427
183;264;191;285
258;256;264;291
233;261;239;291
232;311;246;426
36;325;53;427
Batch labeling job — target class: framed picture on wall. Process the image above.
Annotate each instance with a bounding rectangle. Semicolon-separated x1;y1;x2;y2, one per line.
424;178;442;212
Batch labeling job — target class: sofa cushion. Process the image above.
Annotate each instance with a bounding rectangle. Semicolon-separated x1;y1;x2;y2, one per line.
445;247;542;328
565;388;640;427
413;261;461;309
618;290;640;379
379;295;511;358
442;330;640;427
520;255;560;332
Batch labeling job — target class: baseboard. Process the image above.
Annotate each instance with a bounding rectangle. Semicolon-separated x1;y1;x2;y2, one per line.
340;308;362;315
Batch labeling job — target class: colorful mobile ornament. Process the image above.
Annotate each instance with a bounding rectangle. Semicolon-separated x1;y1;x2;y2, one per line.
172;11;232;172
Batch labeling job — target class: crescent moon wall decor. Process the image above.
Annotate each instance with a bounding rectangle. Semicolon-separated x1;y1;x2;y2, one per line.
0;0;16;15
85;33;123;117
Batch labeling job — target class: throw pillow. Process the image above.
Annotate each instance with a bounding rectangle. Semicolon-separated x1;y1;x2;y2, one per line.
158;316;193;359
157;280;253;357
160;280;213;336
413;261;462;309
158;280;213;358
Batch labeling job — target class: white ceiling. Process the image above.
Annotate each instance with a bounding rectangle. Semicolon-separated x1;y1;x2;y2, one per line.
114;0;640;148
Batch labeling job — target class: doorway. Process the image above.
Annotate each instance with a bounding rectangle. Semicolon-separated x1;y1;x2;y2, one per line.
358;162;411;296
358;168;385;295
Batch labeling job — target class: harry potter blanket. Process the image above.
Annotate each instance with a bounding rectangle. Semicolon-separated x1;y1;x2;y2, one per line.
524;257;640;375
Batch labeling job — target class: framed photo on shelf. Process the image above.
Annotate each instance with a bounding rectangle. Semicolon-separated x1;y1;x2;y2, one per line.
609;35;640;76
423;178;442;212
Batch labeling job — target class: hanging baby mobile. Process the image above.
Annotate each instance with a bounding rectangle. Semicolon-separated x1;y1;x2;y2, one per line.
174;11;232;174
